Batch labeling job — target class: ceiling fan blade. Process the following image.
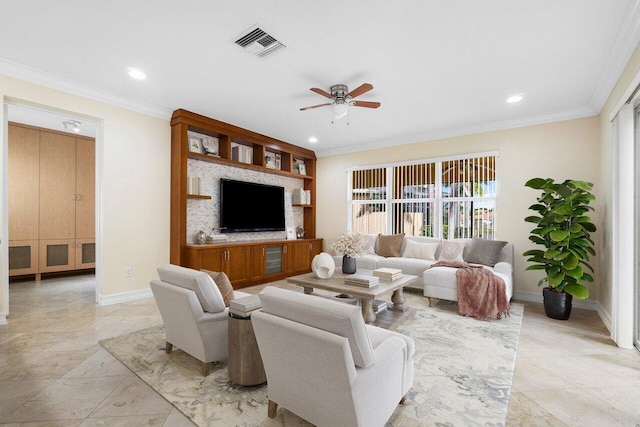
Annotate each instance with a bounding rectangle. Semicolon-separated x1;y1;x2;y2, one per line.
352;100;381;109
347;83;374;99
300;103;332;111
310;88;333;98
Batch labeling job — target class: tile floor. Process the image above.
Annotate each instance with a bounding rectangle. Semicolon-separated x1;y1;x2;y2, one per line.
0;275;638;426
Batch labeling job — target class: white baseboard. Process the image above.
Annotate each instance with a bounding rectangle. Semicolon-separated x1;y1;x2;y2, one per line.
0;314;6;325
98;288;153;306
596;301;612;332
512;289;599;311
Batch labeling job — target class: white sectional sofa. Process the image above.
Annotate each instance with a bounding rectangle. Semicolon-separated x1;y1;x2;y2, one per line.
332;235;513;304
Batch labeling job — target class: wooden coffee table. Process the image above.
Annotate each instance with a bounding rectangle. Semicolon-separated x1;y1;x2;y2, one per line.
287;270;417;328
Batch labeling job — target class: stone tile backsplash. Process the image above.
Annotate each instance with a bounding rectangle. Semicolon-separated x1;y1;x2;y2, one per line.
187;159;305;243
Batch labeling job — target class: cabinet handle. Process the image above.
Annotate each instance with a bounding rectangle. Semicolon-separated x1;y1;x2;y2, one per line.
76;194;82;201
71;194;76;200
309;243;312;251
263;247;265;256
283;246;287;254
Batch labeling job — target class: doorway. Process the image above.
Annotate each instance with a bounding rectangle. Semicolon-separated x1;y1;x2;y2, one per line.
2;99;100;318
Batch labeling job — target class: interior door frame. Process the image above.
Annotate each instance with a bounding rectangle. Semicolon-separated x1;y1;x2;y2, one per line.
1;98;102;320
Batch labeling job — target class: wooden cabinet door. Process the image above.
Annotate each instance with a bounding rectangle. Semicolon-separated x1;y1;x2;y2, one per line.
8;240;39;276
8;125;40;241
39;132;76;239
310;239;323;259
75;137;95;239
198;247;226;272
39;239;75;273
282;243;295;274
292;241;312;274
225;246;252;287
250;245;265;281
75;239;95;269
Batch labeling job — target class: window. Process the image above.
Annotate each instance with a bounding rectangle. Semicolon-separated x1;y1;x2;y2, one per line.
347;153;497;239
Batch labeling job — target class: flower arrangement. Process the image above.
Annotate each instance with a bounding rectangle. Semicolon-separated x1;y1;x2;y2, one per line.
330;233;366;258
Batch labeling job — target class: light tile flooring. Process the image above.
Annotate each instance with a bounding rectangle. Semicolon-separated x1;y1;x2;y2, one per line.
0;275;639;426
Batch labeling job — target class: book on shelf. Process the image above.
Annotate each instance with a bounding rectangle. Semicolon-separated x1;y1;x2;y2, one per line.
344;274;379;288
231;144;253;164
373;267;403;281
292;188;307;205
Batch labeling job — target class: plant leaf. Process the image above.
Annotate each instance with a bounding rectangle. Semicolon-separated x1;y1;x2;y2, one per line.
525;178;549;189
550;230;569;242
564;284;589;299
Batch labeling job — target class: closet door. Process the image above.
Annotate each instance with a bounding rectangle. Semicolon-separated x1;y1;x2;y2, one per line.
75;136;95;269
39;132;76;240
8;124;39;241
75;137;94;239
8;124;40;276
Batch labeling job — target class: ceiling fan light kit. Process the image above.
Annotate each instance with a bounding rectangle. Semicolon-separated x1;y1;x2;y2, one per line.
300;82;381;124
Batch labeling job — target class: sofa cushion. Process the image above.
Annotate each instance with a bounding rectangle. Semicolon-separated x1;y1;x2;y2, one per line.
259;286;375;368
377;257;436;277
157;264;226;313
438;240;465;262
402;239;438;260
464;237;508;267
202;269;235;307
361;233;377;255
376;233;405;257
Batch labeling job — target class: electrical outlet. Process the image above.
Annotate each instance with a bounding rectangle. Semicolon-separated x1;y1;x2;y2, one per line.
125;267;132;277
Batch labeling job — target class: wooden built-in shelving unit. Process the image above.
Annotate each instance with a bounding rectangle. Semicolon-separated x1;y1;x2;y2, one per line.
170;109;319;287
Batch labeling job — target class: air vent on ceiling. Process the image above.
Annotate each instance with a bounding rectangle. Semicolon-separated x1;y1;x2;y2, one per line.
234;26;285;58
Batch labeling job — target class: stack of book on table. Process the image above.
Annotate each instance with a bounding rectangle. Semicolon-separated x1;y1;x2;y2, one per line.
372;299;388;313
344;274;379;288
229;294;262;318
373;267;403;281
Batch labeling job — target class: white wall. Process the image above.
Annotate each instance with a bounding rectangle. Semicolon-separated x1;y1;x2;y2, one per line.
317;116;601;299
0;74;170;318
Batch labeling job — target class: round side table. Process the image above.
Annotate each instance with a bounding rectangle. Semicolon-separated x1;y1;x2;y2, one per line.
227;314;267;386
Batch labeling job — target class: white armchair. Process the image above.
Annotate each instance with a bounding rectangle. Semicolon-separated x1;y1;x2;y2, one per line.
251;286;414;427
150;264;249;376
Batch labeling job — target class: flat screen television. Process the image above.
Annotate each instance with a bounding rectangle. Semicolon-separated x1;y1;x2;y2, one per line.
220;179;286;233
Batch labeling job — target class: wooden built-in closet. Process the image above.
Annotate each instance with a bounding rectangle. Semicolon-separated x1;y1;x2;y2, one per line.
8;122;95;280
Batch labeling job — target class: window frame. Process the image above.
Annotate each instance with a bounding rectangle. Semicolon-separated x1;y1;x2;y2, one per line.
346;151;499;239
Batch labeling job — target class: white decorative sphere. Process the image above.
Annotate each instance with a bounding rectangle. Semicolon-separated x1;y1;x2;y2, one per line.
311;252;336;279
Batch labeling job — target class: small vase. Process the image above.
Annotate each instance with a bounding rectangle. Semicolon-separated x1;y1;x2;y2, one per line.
342;255;357;274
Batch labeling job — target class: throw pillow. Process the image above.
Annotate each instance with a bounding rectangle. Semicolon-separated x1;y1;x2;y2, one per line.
402;239;439;260
464;237;508;267
362;233;377;255
376;233;405;257
438;240;465;263
202;269;235;307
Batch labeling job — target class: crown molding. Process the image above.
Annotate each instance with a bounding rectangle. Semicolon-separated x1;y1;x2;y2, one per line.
0;58;172;120
589;0;640;113
315;107;597;158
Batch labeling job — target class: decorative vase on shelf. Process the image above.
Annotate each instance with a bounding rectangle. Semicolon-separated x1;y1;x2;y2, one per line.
342;255;357;274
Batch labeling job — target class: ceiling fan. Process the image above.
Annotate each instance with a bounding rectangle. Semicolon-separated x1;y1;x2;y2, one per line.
300;83;381;122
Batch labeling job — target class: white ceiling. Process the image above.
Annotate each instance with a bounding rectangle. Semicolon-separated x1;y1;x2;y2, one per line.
1;0;638;157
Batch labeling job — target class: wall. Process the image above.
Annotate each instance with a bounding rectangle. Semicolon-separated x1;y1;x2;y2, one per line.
317;116;601;298
0;74;170;315
597;42;640;333
186;159;304;243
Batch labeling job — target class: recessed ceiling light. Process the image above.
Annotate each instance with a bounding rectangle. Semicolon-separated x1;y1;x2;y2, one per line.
506;94;523;103
308;136;318;144
127;67;146;80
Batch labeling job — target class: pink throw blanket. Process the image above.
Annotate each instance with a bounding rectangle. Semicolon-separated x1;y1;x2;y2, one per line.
430;261;510;320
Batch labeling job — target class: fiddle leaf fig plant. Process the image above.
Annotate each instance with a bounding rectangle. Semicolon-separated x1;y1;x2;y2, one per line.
523;178;596;299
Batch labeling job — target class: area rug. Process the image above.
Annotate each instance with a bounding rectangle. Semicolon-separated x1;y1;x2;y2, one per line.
100;293;523;426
